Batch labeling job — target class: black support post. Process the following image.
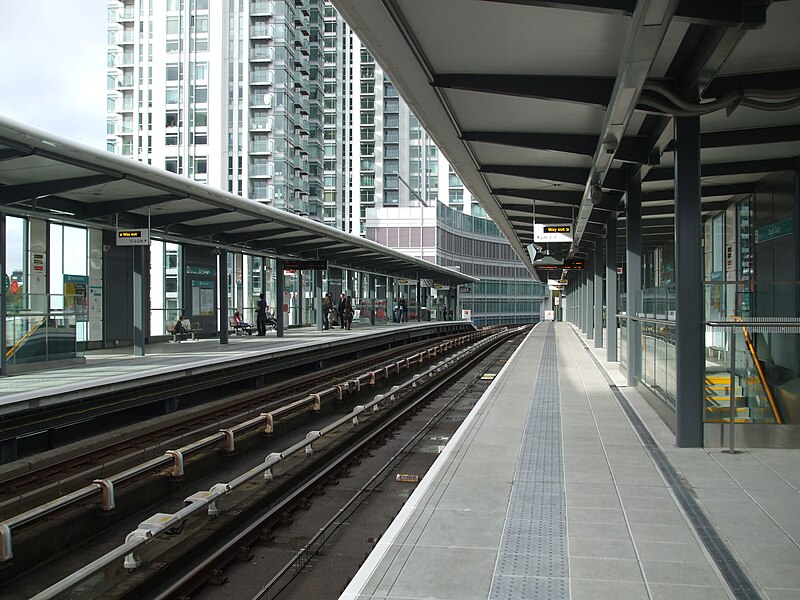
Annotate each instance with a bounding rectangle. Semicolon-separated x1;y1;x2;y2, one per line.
626;170;642;387
594;241;604;349
586;256;594;339
219;250;228;345
276;258;285;338
606;215;618;361
314;269;323;332
674;116;704;448
133;245;146;356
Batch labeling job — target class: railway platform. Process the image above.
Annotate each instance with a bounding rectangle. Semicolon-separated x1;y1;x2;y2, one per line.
341;322;800;600
0;320;474;464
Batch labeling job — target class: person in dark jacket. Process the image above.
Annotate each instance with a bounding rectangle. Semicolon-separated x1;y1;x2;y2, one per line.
256;293;268;336
337;292;347;329
322;293;333;330
342;295;354;330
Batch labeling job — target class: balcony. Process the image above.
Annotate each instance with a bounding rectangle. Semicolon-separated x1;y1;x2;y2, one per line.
249;92;273;107
250;0;274;16
250;139;274;154
249;163;273;177
250;47;274;62
119;7;136;21
250;24;274;39
249;117;274;132
249;71;274;86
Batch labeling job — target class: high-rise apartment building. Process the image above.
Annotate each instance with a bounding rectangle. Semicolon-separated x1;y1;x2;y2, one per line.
106;0;324;216
107;0;543;324
322;8;544;324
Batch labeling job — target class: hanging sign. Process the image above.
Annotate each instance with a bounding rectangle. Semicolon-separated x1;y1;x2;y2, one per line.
116;229;150;246
283;259;328;270
534;224;573;243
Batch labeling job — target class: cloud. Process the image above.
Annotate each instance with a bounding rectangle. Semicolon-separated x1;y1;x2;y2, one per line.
0;1;106;148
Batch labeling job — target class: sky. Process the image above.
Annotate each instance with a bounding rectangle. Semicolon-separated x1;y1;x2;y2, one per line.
0;1;107;148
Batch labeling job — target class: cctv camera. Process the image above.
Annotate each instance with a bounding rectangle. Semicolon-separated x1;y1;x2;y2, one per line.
589;184;603;205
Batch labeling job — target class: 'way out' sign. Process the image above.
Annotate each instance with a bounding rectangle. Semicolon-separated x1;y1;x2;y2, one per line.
534;224;573;243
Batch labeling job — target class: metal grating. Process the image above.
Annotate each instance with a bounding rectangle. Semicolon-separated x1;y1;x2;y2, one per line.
489;324;569;599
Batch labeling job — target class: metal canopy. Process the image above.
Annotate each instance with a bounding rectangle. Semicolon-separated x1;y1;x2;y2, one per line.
0;117;476;287
331;0;800;280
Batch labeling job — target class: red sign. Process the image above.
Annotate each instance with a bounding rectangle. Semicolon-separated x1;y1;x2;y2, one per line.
10;281;19;293
282;303;289;312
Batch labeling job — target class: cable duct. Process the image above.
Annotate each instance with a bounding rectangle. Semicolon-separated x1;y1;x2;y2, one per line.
637;81;800;117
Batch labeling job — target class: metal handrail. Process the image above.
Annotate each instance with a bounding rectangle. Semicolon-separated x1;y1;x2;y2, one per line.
5;316;46;359
26;330;495;599
729;316;782;424
1;330;486;565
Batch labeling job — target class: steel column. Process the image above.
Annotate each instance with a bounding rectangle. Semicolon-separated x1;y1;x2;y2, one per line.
218;250;229;344
594;241;604;349
626;170;642;387
0;212;5;376
369;274;376;325
674;116;704;448
132;245;146;356
314;269;323;331
606;215;618;361
586;256;594;339
275;258;285;338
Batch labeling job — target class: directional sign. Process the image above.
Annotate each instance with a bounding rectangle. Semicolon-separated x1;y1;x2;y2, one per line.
116;229;150;246
534;224;573;242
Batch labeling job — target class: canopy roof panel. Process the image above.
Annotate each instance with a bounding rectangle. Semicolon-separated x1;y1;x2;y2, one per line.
332;0;800;279
0;117;476;286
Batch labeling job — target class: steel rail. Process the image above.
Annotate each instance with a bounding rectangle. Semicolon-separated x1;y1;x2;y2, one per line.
1;331;485;563
27;329;506;599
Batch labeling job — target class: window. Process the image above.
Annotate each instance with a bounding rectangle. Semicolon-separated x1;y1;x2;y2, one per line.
360;159;375;171
165;111;179;127
194;157;207;174
449;189;463;204
191;38;209;52
384;189;399;205
384;113;399;128
192;86;208;103
166;87;179;104
384;128;399;143
190;132;207;145
360;112;374;125
166;133;178;146
167;0;179;10
384;174;398;188
194;62;208;81
384;159;398;174
165;159;178;173
449;173;462;187
360;143;374;156
361;188;374;203
166;65;179;81
166;40;179;53
192;109;207;127
361;127;374;140
384;144;398;159
384;97;399;112
360;173;375;186
166;17;180;35
192;15;208;33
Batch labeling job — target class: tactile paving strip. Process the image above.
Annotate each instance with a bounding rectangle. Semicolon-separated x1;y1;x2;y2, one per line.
489;325;569;599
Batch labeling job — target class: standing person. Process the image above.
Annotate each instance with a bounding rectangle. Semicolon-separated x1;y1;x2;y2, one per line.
337;292;347;329
322;293;333;330
342;295;354;330
392;298;400;323
398;296;407;322
256;293;268;336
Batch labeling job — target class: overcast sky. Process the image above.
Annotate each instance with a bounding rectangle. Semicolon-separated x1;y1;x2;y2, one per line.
0;1;107;148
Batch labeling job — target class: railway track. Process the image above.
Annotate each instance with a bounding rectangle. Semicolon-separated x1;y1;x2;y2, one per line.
0;334;461;513
1;327;523;598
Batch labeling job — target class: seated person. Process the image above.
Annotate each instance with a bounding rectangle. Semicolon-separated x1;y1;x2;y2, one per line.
233;310;254;335
173;314;188;340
